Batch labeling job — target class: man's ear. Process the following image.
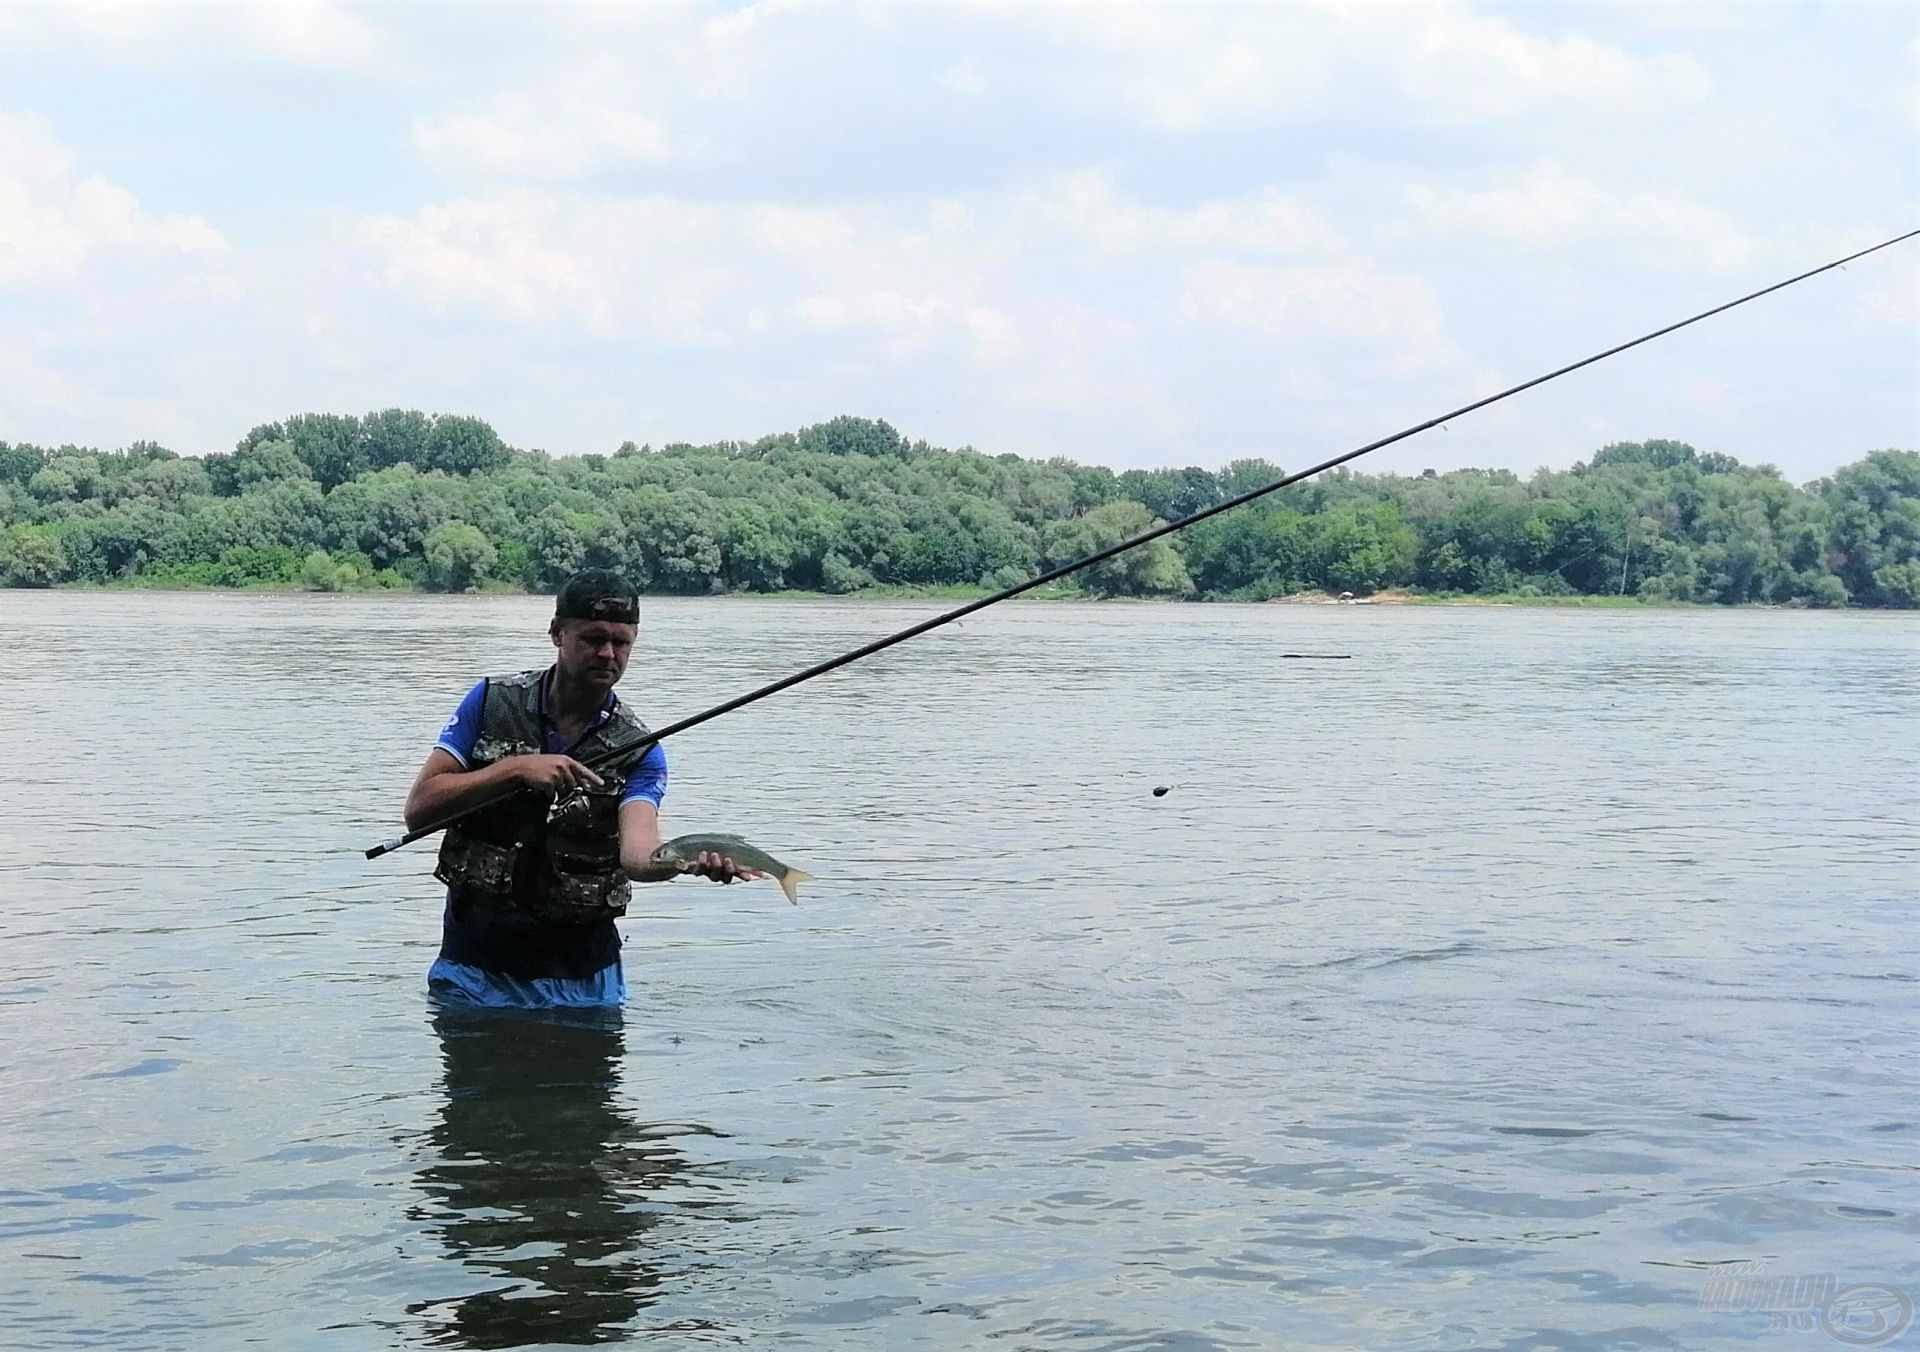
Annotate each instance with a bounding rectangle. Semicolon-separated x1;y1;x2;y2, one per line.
549;619;564;648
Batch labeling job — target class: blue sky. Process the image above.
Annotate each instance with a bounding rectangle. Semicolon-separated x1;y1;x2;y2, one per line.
0;0;1914;480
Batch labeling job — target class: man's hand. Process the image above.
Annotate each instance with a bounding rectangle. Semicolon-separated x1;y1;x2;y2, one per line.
678;851;768;885
511;754;605;796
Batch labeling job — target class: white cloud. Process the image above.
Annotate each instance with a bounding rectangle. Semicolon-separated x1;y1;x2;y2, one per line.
677;0;802;97
1372;3;1712;121
1861;257;1920;326
939;58;989;97
0;0;408;77
413;59;669;179
1907;37;1920;132
794;291;1018;360
988;0;1709;129
754;198;1025;361
354;188;1019;358
1041;170;1340;256
243;0;406;75
0;112;226;287
1003;3;1333;131
358;191;658;331
1405;161;1759;269
1179;259;1456;372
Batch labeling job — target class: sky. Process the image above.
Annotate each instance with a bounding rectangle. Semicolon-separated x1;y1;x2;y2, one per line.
0;0;1914;482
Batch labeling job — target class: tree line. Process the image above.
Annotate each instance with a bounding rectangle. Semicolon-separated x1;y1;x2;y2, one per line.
0;411;1915;607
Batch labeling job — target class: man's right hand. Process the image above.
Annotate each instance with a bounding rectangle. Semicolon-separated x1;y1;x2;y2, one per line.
510;754;606;796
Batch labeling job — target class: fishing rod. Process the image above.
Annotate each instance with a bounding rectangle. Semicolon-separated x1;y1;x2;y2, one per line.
365;226;1918;861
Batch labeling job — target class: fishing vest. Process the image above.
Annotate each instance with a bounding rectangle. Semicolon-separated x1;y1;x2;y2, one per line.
433;669;655;925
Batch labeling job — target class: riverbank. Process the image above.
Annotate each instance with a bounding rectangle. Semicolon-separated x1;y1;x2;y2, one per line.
20;578;1871;610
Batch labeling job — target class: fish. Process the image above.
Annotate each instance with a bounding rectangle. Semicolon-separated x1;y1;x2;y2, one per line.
649;832;813;905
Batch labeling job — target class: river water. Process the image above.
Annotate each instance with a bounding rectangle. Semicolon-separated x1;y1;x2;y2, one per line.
0;590;1915;1350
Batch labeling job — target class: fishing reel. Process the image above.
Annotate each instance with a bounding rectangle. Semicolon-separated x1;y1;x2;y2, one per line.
545;786;599;829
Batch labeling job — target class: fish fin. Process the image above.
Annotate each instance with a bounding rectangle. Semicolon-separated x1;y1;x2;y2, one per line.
778;868;813;905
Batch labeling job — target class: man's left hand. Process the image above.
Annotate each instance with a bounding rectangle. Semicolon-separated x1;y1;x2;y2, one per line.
680;851;768;885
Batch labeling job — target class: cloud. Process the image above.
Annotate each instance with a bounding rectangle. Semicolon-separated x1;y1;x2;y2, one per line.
1041;170;1341;256
986;0;1709;130
354;188;1018;358
1372;3;1712;121
793;291;1018;360
355;170;1449;373
357;191;647;331
1179;259;1456;372
0;0;409;77
0;112;226;287
1906;37;1920;132
939;58;989;97
413;59;669;179
1861;257;1920;326
1405;161;1759;269
241;0;407;75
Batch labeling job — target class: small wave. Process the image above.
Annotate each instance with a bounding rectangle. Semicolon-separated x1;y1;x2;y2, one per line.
83;1058;184;1080
1488;1126;1603;1139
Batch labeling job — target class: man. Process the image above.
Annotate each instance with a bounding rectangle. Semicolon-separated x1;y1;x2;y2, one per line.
405;568;755;1009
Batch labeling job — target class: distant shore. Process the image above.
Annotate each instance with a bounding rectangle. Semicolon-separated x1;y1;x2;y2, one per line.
17;579;1861;610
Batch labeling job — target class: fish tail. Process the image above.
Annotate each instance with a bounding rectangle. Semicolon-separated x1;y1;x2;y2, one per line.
778;868;813;905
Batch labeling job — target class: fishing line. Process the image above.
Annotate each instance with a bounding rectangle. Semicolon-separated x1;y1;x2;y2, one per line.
366;227;1918;860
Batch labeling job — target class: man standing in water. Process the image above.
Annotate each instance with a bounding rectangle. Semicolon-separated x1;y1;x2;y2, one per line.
404;569;753;1008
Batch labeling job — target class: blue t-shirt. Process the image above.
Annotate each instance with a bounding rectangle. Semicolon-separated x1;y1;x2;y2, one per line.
434;678;667;805
427;672;666;1009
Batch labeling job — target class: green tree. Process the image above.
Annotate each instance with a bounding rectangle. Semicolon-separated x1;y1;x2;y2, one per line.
1182;505;1306;595
1871;561;1920;607
282;413;368;489
615;488;721;593
0;408;1911;610
207;439;311;496
0;525;67;586
201;545;302;587
298;549;355;592
1044;501;1191;597
422;415;509;476
794;416;905;459
28;453;105;504
0;444;48;485
423;522;497;592
1820;450;1920;605
715;501;794;591
363;408;434;470
324;467;459;569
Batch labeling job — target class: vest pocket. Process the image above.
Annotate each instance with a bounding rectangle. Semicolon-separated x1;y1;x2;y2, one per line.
530;857;631;923
435;834;521;898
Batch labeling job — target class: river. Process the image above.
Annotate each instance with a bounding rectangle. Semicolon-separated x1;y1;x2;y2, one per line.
1;590;1915;1349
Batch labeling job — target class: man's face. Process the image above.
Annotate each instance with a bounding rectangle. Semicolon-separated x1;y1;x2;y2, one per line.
551;618;637;690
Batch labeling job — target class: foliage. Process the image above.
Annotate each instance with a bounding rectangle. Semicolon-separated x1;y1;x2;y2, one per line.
1042;501;1192;597
0;420;1912;607
0;525;66;586
423;521;496;592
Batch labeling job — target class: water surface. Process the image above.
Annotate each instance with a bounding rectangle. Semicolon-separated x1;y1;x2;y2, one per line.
1;591;1915;1349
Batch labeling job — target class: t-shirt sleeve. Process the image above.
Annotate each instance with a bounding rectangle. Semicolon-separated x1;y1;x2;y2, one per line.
434;681;488;766
621;743;668;807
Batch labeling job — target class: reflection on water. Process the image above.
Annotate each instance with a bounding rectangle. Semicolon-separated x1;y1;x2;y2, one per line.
409;1008;707;1348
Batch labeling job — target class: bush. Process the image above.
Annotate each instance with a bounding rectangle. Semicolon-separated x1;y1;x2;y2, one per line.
423;521;496;592
298;550;356;592
0;525;66;586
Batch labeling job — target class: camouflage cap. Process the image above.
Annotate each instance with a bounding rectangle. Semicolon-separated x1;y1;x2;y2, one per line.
554;569;640;624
